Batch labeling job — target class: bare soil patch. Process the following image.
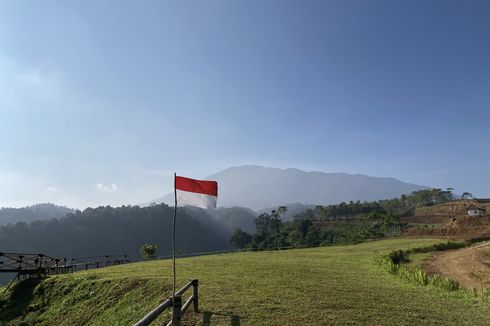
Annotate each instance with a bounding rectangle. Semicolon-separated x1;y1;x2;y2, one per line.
403;215;490;239
423;241;490;289
400;215;451;224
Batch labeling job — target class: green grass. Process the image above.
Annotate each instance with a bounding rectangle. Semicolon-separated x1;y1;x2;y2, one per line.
375;242;465;292
2;238;490;325
405;252;433;268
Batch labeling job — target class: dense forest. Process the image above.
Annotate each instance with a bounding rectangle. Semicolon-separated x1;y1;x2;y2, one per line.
0;204;256;261
228;188;454;250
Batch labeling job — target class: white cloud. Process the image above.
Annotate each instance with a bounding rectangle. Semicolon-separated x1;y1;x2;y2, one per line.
46;186;57;193
95;183;118;193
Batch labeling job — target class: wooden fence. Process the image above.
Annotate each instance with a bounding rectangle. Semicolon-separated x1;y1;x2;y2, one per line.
134;279;199;326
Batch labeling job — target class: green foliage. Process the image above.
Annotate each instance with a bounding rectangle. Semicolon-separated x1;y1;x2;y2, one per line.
228;228;252;249
430;276;460;291
311;188;453;220
227;189;457;253
250;206;288;249
140;243;158;260
387;249;408;264
0;204;230;262
376;242;465;292
406;240;467;255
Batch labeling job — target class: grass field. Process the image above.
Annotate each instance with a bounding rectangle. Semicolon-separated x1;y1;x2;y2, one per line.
2;238;490;325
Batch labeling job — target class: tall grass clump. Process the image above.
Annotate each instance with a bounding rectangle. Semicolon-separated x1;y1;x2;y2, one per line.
375;242;464;292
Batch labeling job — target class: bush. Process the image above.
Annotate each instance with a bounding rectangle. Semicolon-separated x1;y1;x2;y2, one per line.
140;243;158;260
387;249;407;264
407;241;466;255
375;242;463;292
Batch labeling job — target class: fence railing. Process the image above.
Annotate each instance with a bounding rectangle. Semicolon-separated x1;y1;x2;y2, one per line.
134;279;199;326
68;255;130;272
0;252;130;279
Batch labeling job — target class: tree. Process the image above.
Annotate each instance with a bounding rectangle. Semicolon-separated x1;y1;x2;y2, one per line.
228;228;252;249
140;243;158;260
288;218;313;246
251;206;288;249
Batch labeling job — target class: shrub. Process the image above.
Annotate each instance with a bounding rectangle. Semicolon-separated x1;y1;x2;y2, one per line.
140;243;158;260
387;249;407;264
376;243;463;292
407;241;466;255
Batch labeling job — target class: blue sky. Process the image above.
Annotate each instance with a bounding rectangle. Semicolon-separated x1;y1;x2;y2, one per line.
1;1;489;208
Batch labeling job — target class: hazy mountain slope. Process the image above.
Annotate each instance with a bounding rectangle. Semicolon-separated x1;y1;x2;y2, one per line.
154;166;427;211
178;206;257;236
0;204;228;261
206;206;257;234
0;203;74;226
258;203;315;221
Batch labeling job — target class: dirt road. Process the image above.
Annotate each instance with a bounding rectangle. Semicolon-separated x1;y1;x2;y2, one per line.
423;241;490;289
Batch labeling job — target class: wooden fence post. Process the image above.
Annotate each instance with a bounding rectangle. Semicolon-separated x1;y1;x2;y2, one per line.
172;295;182;326
192;279;199;312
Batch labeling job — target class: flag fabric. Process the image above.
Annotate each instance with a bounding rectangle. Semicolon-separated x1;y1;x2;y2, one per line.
175;176;218;209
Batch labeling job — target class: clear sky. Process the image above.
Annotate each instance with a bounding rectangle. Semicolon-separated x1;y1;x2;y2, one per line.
1;1;489;209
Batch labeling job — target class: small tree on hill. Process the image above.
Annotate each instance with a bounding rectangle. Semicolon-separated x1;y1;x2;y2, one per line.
140;243;158;260
252;206;288;249
228;228;252;249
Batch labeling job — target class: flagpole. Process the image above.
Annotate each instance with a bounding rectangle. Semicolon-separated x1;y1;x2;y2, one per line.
172;172;177;299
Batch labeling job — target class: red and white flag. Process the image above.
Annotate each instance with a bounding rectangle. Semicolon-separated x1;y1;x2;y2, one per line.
175;176;218;209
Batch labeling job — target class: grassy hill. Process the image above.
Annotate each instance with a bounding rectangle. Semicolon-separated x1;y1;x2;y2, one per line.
2;238;490;325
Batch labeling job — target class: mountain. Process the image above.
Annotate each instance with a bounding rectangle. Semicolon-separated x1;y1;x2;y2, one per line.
0;203;74;226
151;165;427;211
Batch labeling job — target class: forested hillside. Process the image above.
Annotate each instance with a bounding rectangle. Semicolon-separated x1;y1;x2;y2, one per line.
0;204;255;260
0;203;73;225
229;188;454;250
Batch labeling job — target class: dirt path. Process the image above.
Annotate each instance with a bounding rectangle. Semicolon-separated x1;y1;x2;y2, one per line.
423;241;490;289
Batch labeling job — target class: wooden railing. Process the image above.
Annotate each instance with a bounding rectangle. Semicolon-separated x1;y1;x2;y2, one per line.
134;279;199;326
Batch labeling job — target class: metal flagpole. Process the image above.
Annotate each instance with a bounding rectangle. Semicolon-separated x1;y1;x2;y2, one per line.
172;172;177;298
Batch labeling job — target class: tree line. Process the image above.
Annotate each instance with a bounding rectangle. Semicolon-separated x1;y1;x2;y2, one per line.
0;204;230;261
228;188;454;250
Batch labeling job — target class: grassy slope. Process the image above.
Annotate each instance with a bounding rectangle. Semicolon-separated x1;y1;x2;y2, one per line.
415;200;490;216
2;238;490;325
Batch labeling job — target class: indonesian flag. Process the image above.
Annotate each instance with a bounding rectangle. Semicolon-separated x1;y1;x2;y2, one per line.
175;176;218;209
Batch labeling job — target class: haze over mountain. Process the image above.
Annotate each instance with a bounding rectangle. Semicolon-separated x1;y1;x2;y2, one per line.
0;203;74;226
152;166;427;211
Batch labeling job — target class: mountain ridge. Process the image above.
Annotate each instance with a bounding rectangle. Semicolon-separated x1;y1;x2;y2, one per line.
150;165;427;210
0;203;74;226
